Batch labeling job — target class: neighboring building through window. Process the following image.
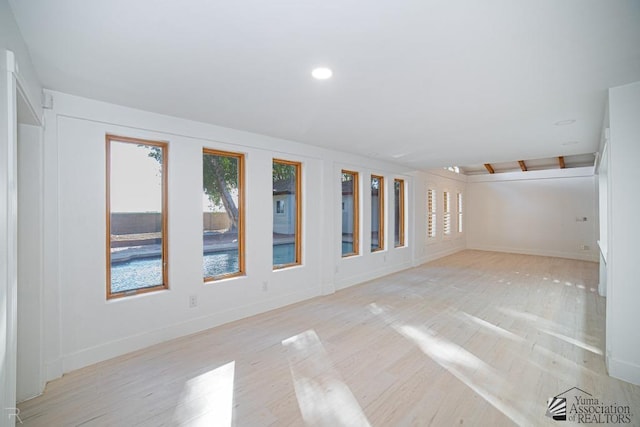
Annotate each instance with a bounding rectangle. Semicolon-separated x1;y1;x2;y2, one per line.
457;192;463;233
202;149;245;280
371;175;384;252
443;190;452;235
106;135;168;299
394;179;405;247
273;159;301;269
342;170;359;257
427;188;436;239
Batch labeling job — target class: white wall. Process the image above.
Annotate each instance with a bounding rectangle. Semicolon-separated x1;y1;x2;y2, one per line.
606;81;640;385
42;91;416;378
412;169;467;265
0;47;16;427
1;0;43;421
466;168;598;262
16;123;43;402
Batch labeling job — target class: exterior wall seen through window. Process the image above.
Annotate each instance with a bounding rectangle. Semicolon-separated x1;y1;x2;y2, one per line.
342;170;359;257
273;159;301;269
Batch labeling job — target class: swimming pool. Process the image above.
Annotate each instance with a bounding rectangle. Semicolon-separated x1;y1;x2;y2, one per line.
110;243;297;293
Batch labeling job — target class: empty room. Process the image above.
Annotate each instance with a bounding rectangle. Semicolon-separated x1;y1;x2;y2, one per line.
2;1;640;426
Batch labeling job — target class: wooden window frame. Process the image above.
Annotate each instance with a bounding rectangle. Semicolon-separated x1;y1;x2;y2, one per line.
371;175;384;252
443;190;452;236
106;134;169;299
341;170;359;257
394;179;405;247
202;148;245;282
427;188;436;239
273;158;302;269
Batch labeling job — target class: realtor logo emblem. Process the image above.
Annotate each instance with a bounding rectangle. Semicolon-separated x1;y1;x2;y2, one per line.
545;386;633;423
546;397;567;421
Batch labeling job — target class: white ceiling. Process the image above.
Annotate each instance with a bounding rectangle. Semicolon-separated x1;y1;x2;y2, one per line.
9;0;640;170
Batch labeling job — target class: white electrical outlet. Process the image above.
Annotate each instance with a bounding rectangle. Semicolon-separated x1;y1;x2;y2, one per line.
189;295;197;308
262;281;268;292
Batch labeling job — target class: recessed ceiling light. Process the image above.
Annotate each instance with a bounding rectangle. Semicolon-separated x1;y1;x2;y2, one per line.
555;119;576;126
311;67;333;80
562;141;580;146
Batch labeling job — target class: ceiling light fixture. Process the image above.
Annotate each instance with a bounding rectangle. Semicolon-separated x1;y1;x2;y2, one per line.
312;67;333;80
554;119;576;126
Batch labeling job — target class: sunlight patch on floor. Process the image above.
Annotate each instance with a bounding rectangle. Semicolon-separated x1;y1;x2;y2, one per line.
458;312;523;342
540;329;603;355
282;330;371;427
173;361;235;426
369;304;530;426
497;306;567;334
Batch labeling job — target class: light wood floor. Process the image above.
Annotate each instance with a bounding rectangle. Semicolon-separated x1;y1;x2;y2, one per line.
17;251;640;426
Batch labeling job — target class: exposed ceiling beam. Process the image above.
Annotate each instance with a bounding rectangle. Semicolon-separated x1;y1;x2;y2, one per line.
518;160;527;172
558;156;566;169
484;163;495;174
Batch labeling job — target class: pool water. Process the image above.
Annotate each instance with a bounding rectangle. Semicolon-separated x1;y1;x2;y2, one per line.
110;257;163;293
111;243;297;293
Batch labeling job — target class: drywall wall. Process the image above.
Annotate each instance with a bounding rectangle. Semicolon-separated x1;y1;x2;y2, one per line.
412;169;467;265
466;168;598;262
1;0;43;420
606;81;640;385
42;91;415;378
16;123;43;402
0;46;15;427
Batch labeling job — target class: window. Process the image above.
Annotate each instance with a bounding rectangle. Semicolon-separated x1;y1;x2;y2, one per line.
273;159;301;269
202;149;245;281
342;170;359;256
427;188;436;239
394;179;405;247
443;191;451;235
371;175;384;252
106;135;168;299
457;192;463;233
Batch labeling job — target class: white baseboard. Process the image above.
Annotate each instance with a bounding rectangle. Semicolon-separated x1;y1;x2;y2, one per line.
607;355;640;386
413;246;465;267
466;245;599;263
59;288;319;375
335;261;413;290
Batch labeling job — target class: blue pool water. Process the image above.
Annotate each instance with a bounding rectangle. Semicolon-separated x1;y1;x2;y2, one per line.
110;257;163;293
342;241;353;255
111;243;297;293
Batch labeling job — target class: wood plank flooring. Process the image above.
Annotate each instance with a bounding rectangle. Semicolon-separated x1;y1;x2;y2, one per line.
17;250;640;426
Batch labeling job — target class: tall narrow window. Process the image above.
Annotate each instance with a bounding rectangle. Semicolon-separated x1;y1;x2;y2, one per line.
457;192;463;233
342;170;359;257
203;149;245;281
371;175;384;252
394;179;405;247
427;188;436;239
106;135;168;299
273;159;301;269
443;191;451;235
